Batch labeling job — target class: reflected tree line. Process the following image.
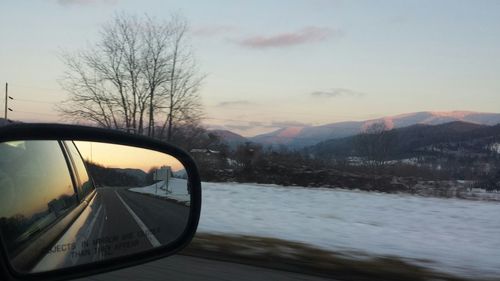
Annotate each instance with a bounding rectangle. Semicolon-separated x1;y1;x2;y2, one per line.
85;161;160;188
0;193;77;254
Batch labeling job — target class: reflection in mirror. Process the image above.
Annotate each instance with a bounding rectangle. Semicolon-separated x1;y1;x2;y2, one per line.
0;141;191;273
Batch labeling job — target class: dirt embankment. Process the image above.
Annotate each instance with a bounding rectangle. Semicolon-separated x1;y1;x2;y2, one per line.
182;233;494;281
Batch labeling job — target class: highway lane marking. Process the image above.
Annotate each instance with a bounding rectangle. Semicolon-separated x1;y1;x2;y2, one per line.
114;190;161;247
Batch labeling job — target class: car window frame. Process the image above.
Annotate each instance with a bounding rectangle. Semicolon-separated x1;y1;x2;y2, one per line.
0;140;94;272
61;141;95;202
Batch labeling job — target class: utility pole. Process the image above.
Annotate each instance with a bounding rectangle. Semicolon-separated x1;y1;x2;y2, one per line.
4;83;7;119
4;82;13;121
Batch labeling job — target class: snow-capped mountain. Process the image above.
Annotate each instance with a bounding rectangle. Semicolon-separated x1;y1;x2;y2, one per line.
250;111;500;147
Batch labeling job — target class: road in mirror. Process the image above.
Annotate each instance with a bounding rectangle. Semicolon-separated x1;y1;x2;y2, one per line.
0;140;191;273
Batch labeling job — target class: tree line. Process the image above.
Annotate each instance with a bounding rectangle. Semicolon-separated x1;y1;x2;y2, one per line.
192;123;500;192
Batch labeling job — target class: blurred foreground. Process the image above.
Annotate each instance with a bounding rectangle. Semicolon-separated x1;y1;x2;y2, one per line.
79;233;500;281
198;182;500;278
82;181;500;280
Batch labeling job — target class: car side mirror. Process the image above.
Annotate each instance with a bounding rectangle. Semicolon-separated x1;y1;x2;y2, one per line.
0;124;201;281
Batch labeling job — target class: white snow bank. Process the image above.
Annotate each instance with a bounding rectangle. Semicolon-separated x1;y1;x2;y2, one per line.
128;178;190;205
198;182;500;278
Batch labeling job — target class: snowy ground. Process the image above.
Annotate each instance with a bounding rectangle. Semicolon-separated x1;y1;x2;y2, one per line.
128;178;190;205
198;182;500;278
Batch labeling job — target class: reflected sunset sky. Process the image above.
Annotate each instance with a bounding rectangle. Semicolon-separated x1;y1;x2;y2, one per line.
0;141;77;218
74;141;184;173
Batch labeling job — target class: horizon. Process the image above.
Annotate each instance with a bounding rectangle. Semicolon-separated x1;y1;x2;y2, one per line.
208;109;500;137
2;109;500;138
1;1;500;136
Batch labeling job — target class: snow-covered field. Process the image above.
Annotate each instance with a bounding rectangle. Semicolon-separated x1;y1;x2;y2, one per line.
198;182;500;278
129;178;190;205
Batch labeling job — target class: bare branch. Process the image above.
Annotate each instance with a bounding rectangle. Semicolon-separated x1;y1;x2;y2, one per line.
58;13;204;137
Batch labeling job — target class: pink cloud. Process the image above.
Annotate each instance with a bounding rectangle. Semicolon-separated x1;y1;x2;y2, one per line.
238;26;339;48
311;88;366;98
216;100;256;107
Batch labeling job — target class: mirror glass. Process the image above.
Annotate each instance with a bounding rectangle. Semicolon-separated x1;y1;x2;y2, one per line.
0;140;191;273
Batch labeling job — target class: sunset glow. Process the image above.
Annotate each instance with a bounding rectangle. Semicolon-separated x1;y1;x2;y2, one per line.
74;141;184;173
1;1;499;136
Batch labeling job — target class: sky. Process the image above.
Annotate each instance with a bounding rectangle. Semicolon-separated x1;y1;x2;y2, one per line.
1;0;499;136
75;141;184;172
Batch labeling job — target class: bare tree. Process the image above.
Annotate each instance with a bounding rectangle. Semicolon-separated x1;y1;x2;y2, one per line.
59;13;203;138
142;16;172;136
156;17;204;141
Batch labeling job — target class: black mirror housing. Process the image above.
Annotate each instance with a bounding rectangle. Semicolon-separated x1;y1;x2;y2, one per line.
0;123;202;281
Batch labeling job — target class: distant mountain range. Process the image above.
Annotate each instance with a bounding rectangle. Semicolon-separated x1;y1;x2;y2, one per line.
210;129;248;147
211;111;500;148
308;121;500;159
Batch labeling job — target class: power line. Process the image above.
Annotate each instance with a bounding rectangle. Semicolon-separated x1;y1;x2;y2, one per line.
2;83;358;126
13;98;58;105
5;83;355;121
8;102;310;123
14;110;60;117
4;104;330;125
5;82;363;120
